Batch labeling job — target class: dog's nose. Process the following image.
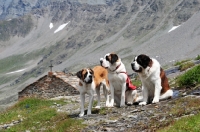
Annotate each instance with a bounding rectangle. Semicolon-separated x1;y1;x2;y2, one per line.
89;75;92;78
131;63;135;67
100;60;103;65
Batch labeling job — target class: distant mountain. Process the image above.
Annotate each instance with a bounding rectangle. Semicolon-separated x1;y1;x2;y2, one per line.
0;0;200;107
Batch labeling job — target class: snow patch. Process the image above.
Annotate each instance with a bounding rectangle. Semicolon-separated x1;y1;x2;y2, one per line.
54;21;70;33
6;69;26;75
168;25;181;33
49;23;53;29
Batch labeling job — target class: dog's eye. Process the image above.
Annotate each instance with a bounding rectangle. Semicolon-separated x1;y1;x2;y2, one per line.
84;72;88;78
106;56;109;61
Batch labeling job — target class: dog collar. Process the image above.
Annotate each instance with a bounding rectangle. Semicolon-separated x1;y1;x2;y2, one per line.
110;63;121;72
147;59;153;72
147;67;151;73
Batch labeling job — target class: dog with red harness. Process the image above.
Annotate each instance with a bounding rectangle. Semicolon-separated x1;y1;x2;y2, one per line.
100;53;137;107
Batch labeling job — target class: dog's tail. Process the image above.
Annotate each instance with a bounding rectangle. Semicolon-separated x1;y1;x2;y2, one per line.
159;89;173;100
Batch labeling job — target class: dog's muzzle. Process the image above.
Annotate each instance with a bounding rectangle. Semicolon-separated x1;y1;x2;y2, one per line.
100;60;103;66
85;75;93;84
131;63;135;70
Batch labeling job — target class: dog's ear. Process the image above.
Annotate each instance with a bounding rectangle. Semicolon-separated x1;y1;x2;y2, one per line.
138;54;151;68
89;68;94;75
76;70;83;79
110;54;119;64
89;68;94;78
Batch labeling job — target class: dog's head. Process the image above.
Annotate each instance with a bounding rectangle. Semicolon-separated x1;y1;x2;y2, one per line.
131;54;152;73
100;53;119;69
76;68;94;84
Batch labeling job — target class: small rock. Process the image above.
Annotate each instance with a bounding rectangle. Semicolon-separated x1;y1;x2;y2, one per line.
105;120;118;123
8;123;14;127
13;120;19;124
3;124;8;129
155;105;159;108
102;127;113;131
127;124;133;128
159;117;166;122
130;109;139;113
182;92;187;96
193;91;200;95
120;127;125;131
56;104;61;107
127;115;138;119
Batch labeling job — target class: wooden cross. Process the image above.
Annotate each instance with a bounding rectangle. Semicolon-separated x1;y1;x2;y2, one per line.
49;61;53;72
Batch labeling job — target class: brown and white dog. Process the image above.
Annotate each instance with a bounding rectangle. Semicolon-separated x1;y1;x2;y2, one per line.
76;66;109;117
131;54;173;105
100;53;137;107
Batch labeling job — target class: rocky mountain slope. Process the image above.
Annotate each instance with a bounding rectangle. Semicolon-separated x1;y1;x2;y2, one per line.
0;0;200;107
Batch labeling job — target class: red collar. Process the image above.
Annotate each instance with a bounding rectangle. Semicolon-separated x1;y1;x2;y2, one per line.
110;63;121;72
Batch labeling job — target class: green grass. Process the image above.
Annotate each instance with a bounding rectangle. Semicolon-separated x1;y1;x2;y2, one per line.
131;79;141;87
174;59;190;66
179;61;195;71
0;46;56;85
155;96;200;132
0;54;28;74
176;65;200;86
159;113;200;132
0;49;48;75
0;98;85;132
0;52;39;85
195;54;200;60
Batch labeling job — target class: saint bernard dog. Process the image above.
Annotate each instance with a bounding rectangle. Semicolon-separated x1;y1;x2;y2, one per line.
76;66;109;117
100;53;137;107
131;54;173;105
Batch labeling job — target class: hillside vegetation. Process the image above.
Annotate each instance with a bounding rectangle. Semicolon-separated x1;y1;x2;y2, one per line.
1;0;200;117
0;98;85;131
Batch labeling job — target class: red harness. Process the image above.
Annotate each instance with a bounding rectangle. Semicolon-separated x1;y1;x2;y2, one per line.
120;72;137;90
110;63;137;90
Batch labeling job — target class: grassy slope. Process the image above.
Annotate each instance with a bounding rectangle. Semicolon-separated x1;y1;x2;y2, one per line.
159;113;200;132
0;98;85;131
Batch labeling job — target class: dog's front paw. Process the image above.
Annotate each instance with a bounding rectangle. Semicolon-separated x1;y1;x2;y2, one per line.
106;101;109;107
126;102;133;106
87;111;91;115
152;97;159;104
79;112;84;117
95;106;101;109
139;102;147;106
120;103;125;107
107;103;114;107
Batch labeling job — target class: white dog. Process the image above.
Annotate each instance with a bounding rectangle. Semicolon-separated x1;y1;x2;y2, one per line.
131;54;173;105
100;53;137;107
76;66;109;117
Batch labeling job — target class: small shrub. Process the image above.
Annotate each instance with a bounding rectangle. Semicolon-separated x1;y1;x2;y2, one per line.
177;65;200;86
174;59;190;66
179;61;195;71
131;79;141;87
195;55;200;60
